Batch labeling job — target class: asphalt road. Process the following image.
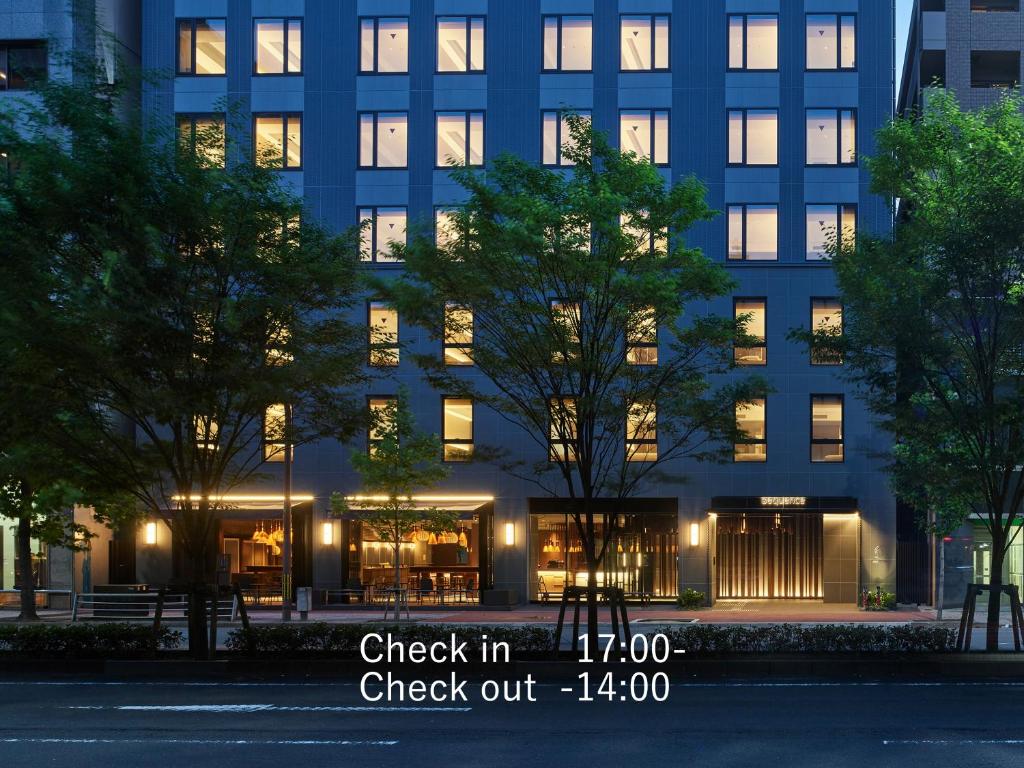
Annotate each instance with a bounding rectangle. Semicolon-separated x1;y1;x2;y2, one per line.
2;675;1024;767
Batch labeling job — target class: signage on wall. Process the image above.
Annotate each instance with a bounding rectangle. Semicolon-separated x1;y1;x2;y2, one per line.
759;496;807;507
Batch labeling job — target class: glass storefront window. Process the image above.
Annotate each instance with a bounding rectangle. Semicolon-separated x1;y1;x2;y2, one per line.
1;524;47;591
529;512;678;601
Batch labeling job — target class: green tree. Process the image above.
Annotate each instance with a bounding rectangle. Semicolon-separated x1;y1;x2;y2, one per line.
0;73;366;653
811;91;1024;650
382;117;764;653
331;390;458;607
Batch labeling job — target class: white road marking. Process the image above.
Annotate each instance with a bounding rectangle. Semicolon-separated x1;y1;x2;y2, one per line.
0;737;396;746
884;739;1024;745
65;704;472;712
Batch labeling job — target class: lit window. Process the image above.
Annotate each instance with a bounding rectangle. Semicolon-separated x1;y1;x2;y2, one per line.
263;403;286;462
811;395;844;462
176;114;225;167
806;204;856;260
437;16;484;72
0;41;47;90
811;298;843;365
734;299;766;366
443;398;474;461
436;112;484;167
195;415;219;451
627;306;658;365
806;14;855;70
435;209;458;250
444;304;473;366
368;301;399;367
358;207;406;263
543;15;592;71
620;15;669;71
359;112;408;168
254;114;302;169
728;205;778;261
542;110;590;166
806;109;856;166
735;399;766;462
549;397;577;462
627;402;657;462
368;397;397;453
619;110;669;165
255;19;302;75
177;19;226;75
266;324;292;366
728;15;777;71
728;109;778;166
360;18;408;73
620;213;668;258
551;299;580;360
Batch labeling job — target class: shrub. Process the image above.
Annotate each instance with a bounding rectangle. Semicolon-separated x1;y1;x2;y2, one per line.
664;623;956;655
226;622;555;658
676;589;706;610
0;623;182;658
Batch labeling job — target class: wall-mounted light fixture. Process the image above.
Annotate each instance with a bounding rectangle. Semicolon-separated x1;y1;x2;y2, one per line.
689;522;700;547
321;522;334;547
503;522;515;546
144;521;158;546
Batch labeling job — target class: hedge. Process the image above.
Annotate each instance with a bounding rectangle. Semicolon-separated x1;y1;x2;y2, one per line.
226;622;555;658
0;623;182;658
664;623;957;654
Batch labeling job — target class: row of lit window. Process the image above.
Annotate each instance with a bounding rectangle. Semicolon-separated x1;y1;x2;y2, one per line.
358;204;855;265
178;107;857;172
347;393;845;466
366;297;842;371
174;13;857;77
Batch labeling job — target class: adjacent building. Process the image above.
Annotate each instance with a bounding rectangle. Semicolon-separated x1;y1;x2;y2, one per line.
17;1;900;609
899;0;1024;607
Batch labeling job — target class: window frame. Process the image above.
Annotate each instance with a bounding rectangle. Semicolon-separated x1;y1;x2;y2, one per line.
541;109;591;167
805;108;857;167
367;300;400;367
810;297;844;366
619;13;670;72
727;204;779;262
434;110;485;169
253;17;303;76
548;396;577;463
805;13;857;72
726;13;779;72
626;305;659;366
358;111;409;169
176;112;226;165
441;396;475;462
176;18;227;76
625;401;658;463
0;40;48;90
734;398;767;463
810;394;845;463
805;203;857;261
435;15;486;73
734;297;767;366
358;16;410;74
443;302;474;366
367;395;398;454
727;108;779;167
542;14;593;73
262;404;287;463
252;112;302;170
358;206;408;264
618;108;670;166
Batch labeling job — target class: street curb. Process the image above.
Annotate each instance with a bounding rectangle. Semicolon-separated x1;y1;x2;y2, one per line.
1;654;1023;680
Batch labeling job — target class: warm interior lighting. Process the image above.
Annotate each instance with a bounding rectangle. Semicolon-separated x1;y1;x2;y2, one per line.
172;493;316;503
344;494;494;503
144;521;157;546
689;522;700;547
321;522;334;546
504;522;515;546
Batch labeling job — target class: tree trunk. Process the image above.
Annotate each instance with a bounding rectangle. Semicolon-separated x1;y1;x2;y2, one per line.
188;546;210;660
393;541;402;591
986;544;1006;652
16;512;39;622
